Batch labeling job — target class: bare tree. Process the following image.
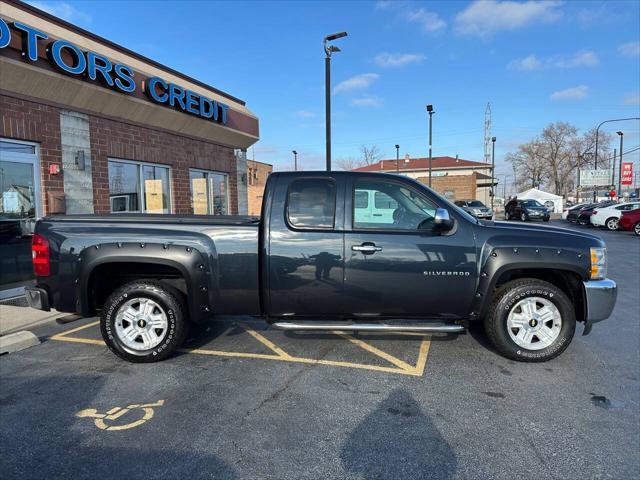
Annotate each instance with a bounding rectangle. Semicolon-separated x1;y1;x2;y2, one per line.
335;157;364;171
360;144;383;165
506;123;613;196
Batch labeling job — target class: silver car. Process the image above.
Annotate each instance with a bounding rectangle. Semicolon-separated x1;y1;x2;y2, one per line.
454;200;494;219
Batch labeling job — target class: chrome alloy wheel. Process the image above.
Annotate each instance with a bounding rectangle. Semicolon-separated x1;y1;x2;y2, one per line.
507;297;562;350
606;218;619;230
115;298;168;351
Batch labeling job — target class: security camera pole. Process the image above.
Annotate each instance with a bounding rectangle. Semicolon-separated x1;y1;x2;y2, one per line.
491;136;496;210
292;150;298;171
395;144;400;174
324;31;347;171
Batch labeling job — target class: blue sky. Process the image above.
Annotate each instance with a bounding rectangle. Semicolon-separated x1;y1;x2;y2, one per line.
29;0;640;177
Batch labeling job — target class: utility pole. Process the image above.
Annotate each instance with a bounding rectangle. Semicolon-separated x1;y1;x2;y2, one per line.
617;131;623;200
292;150;298;171
395;144;400;174
576;153;581;203
491;137;496;210
427;105;434;187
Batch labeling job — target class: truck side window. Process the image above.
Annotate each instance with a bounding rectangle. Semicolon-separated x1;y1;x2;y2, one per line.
287;178;336;229
353;179;437;231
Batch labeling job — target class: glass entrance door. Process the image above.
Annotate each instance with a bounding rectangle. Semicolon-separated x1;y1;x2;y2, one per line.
0;140;41;296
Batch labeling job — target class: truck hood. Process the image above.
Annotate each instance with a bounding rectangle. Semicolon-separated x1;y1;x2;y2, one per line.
486;220;603;243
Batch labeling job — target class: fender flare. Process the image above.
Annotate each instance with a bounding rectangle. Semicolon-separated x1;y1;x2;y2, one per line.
77;242;215;322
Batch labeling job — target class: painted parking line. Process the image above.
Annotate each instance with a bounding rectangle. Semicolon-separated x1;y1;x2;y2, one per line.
50;320;432;377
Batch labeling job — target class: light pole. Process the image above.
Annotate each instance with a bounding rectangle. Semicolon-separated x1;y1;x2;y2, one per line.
324;31;347;172
292;150;298;171
395;144;400;174
616;131;623;199
491;137;496;210
426;105;434;187
593;117;640;201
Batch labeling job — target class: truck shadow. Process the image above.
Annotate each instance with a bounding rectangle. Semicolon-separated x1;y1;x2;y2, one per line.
341;388;457;479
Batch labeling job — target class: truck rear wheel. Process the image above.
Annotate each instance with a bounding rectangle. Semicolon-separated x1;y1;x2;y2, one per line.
484;279;575;362
101;281;188;363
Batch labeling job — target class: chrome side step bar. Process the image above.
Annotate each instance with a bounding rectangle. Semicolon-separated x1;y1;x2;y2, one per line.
270;321;465;333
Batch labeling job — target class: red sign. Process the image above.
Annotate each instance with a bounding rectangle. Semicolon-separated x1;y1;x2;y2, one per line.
621;162;633;185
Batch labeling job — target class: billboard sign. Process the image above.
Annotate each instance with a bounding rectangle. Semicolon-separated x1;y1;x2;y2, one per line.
580;169;611;187
621;162;633;186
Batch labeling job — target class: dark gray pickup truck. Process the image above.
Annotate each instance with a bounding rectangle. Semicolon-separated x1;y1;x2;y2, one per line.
26;171;617;363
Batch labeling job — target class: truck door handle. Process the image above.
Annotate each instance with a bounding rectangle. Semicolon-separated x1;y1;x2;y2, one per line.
352;243;382;254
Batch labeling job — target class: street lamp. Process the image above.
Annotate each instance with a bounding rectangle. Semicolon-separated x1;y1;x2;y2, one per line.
593;117;640;201
292;150;298;171
491;137;496;210
616;131;623;199
395;144;400;174
324;31;348;172
426;105;434;187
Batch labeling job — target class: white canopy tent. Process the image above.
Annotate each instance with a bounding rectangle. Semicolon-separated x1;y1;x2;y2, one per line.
516;188;564;213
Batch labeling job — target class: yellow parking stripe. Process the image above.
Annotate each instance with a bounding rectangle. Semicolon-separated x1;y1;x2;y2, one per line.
332;331;417;372
239;323;293;359
49;320;432;377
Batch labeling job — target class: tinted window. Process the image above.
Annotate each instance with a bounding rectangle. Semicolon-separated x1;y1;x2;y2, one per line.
287;178;336;229
454;201;465;207
468;201;485;207
353;179;437;231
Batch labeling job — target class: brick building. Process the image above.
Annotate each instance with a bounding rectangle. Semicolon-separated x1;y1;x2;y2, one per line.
352;155;496;203
0;1;259;295
246;160;272;216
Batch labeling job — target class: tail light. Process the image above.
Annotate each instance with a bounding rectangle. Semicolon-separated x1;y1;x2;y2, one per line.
592;211;598;215
32;234;50;277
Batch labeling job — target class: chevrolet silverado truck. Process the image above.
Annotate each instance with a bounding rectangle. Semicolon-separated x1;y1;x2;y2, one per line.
26;172;617;363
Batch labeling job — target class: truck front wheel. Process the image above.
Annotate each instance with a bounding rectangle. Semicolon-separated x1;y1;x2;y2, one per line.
101;281;188;363
484;279;575;362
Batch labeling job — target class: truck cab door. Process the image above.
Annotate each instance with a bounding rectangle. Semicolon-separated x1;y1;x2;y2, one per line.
265;174;346;317
343;176;477;319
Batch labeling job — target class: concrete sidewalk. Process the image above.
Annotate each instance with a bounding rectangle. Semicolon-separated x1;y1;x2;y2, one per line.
0;303;62;336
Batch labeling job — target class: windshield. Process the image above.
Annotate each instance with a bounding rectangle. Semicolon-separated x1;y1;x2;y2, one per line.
467;201;485;207
522;200;543;207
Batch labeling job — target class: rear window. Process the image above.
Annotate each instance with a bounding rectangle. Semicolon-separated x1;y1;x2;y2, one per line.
287;178;336;229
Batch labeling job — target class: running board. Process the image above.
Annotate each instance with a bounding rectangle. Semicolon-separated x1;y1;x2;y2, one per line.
270;321;465;333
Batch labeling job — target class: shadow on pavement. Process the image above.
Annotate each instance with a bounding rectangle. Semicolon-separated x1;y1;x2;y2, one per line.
341;388;457;479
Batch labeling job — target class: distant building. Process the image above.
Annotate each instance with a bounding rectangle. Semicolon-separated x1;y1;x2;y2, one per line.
352;155;497;203
246;160;272;215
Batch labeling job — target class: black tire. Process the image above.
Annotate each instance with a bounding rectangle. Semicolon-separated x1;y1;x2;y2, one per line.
634;222;640;236
605;217;619;231
520;212;527;222
101;280;188;363
484;278;576;362
543;217;550;222
578;217;587;225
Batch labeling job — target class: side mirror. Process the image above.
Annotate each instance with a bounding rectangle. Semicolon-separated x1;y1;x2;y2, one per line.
434;208;454;231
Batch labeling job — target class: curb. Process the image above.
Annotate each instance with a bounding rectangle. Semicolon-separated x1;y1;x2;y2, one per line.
0;331;41;355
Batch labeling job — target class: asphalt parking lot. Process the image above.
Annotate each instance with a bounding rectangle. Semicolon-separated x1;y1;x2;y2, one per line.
1;220;638;480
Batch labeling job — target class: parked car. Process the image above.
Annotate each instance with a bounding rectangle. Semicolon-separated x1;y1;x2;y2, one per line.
454;199;493;219
504;199;550;222
619;208;640;236
26;171;617;363
576;201;616;226
590;202;640;230
564;202;592;222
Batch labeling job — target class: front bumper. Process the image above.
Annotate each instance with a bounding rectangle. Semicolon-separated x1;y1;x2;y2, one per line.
582;278;617;325
25;286;50;312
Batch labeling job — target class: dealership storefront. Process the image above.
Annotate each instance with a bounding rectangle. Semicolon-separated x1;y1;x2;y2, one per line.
0;0;259;296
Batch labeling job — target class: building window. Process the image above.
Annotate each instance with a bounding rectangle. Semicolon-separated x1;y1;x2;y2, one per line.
189;169;229;215
108;159;171;213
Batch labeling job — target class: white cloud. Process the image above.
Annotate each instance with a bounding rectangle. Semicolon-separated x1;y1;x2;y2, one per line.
618;41;640;58
333;73;380;95
508;50;598;71
374;52;426;68
293;110;315;118
350;96;383;107
550;85;588;101
406;8;446;33
624;92;640;105
553;50;598;68
28;1;92;25
455;0;563;37
508;54;542;71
